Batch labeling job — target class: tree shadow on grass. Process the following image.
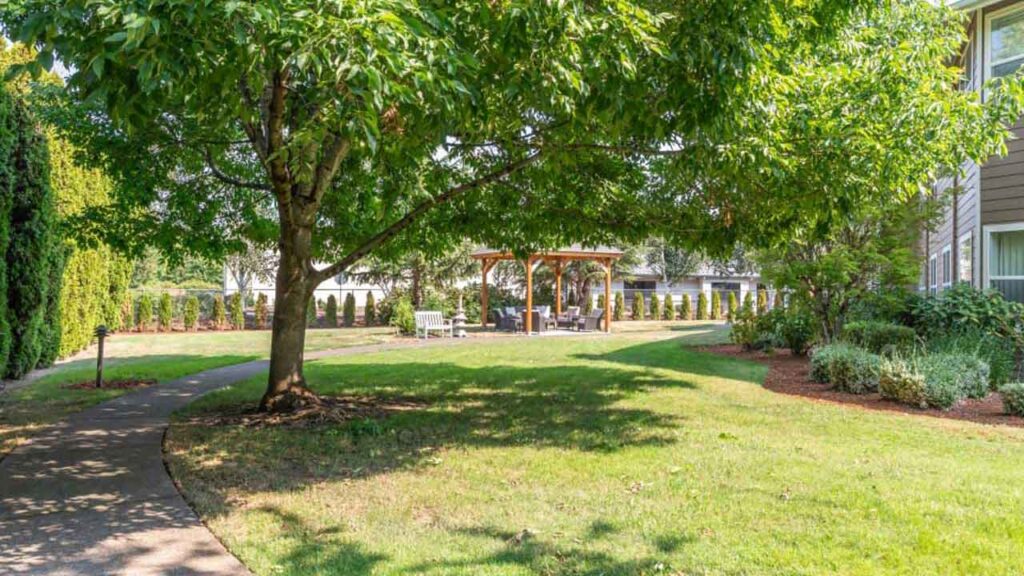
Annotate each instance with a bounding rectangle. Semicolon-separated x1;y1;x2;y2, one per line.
400;522;693;576
172;361;693;517
572;337;765;384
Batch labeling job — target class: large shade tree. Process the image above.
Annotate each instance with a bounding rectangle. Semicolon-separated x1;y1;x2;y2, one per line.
3;1;1019;410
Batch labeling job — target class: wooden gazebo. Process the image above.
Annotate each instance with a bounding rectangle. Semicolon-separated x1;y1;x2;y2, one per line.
472;245;624;334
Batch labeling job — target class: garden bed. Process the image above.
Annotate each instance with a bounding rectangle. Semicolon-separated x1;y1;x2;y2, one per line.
704;344;1024;428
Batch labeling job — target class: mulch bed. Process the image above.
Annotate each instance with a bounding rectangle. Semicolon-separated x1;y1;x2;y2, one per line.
63;379;157;391
182;395;426;429
703;344;1024;429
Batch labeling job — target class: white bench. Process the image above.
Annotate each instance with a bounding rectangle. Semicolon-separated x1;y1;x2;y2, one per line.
414;311;453;339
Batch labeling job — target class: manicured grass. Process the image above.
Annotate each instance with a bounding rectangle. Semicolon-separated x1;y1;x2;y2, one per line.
0;327;394;456
167;325;1024;575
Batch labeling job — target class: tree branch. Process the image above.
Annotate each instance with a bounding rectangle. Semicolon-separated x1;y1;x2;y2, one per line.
313;150;544;284
204;148;271;191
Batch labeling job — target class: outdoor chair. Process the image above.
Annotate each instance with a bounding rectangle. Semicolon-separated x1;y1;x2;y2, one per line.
557;306;581;329
414;311;453;339
492;308;520;332
577;309;604;332
521;310;548;334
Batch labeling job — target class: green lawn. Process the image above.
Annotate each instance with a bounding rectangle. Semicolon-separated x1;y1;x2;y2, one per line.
0;327;394;456
167;324;1024;575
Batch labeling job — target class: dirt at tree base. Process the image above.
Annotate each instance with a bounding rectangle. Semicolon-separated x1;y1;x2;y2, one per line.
183;395;426;429
703;344;1024;429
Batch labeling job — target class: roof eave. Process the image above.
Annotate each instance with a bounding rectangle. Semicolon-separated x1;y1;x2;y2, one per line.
951;0;999;10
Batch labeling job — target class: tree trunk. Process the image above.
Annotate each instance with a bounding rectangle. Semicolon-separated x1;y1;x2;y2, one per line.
259;224;320;412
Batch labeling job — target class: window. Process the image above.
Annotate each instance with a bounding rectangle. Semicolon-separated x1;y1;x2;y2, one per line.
929;255;938;296
988;7;1024;79
987;225;1024;303
624;280;656;291
959;233;973;284
941;245;952;289
960;28;976;92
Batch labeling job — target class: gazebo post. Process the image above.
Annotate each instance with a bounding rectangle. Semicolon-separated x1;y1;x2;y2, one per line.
604;258;612;333
554;260;563;318
480;258;490;327
525;256;534;334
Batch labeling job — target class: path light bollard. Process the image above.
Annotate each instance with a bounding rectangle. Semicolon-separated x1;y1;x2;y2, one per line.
95;325;109;389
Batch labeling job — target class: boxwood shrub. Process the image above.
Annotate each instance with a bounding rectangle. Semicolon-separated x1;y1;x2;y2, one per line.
1000;383;1024;416
843;321;917;355
811;343;880;393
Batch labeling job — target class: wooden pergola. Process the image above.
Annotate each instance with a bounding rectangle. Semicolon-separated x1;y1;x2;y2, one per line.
472;245;624;334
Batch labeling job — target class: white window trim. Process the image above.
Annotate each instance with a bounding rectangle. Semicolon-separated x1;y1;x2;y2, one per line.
929;254;938;295
941;245;953;289
983;222;1024;290
985;4;1024;82
958;231;974;285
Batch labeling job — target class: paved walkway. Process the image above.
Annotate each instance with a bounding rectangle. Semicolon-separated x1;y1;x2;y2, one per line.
0;338;492;575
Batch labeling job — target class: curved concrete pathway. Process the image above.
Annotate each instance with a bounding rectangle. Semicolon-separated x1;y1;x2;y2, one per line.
0;338;489;575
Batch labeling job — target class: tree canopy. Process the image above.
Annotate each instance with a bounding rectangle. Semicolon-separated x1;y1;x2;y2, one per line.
4;0;1022;408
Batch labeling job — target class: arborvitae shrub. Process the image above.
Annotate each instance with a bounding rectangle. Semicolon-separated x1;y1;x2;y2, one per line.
727;292;739;321
663;294;675;320
158;292;173;331
364;292;376;326
613;292;625;321
325;294;339;327
390;296;415;335
4;98;60;378
710;292;722;320
254;292;268;328
650;294;661;320
229;292;244;330
680;294;692;320
343;292;356;327
774;290;784;310
757;289;768;315
632;293;645;320
306;296;317;327
183;295;200;330
212;295;226;329
697;292;709;320
137;294;153;331
743;291;755;314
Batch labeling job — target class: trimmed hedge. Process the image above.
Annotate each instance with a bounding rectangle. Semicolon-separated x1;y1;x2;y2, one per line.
632;293;645;320
727;292;738;321
843;321;917;355
663;294;675;320
680;294;691;320
183;295;200;331
613;292;625;321
229;292;244;330
137;294;154;331
696;292;708;320
650;293;661;320
811;343;880;394
159;293;173;331
254;293;268;328
710;292;721;320
213;295;227;329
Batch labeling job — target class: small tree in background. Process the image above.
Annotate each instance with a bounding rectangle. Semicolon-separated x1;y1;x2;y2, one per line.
696;292;708;320
254;293;269;329
158;293;173;331
391;297;415;335
325;295;339;328
613;292;625;321
343;293;357;327
212;295;227;329
364;292;376;326
663;294;675;320
229;292;244;330
632;293;645;321
306;297;317;328
183;295;200;331
773;290;784;310
137;294;153;331
680;294;692;320
727;292;739;321
710;292;722;320
743;291;755;315
650;294;661;321
757;288;768;315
